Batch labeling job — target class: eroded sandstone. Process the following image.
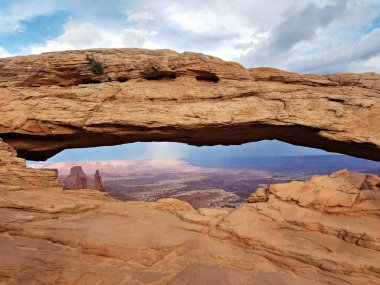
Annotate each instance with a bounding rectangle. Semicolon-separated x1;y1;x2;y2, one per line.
64;166;88;190
1;48;380;284
0;49;379;161
0;138;61;190
1;170;380;284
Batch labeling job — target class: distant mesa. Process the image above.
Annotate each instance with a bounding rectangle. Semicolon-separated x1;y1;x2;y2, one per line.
68;166;88;180
64;166;88;189
71;172;88;190
63;166;105;191
63;166;88;190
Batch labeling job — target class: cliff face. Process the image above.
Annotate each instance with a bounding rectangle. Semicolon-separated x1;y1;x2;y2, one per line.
0;48;379;161
1;170;379;284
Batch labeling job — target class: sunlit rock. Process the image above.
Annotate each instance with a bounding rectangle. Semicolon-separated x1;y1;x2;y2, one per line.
0;48;380;284
0;49;379;161
0;170;379;284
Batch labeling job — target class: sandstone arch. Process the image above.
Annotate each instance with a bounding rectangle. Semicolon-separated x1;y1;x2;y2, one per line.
0;48;379;161
1;49;380;284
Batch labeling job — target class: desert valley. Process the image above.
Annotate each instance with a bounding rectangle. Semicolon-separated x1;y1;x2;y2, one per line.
30;155;380;208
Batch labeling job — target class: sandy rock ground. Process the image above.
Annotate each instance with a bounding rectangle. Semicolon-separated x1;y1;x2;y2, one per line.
1;169;380;284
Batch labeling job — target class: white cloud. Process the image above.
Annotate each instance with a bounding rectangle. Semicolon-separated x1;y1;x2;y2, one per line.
2;0;380;74
364;55;380;73
123;0;289;59
267;28;380;74
27;20;151;54
0;47;11;58
234;0;380;73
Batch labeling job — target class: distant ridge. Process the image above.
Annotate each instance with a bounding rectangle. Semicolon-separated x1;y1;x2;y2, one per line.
29;155;380;176
186;155;380;174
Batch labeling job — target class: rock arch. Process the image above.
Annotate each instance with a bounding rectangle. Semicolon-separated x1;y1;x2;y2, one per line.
0;48;379;163
1;49;380;284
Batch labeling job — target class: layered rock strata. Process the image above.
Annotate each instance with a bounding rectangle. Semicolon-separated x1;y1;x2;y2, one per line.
0;138;61;190
1;48;380;284
0;170;379;284
0;49;379;161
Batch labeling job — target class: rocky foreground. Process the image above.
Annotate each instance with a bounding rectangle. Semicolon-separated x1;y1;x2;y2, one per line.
0;169;379;284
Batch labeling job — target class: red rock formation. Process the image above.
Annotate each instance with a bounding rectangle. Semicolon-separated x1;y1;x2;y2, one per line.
70;172;87;190
0;49;379;162
0;48;379;284
92;169;104;192
64;166;88;189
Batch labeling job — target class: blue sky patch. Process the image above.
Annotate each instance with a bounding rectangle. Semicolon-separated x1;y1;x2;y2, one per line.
363;15;380;33
0;11;69;53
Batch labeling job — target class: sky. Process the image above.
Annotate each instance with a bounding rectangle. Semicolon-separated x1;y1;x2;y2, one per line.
45;141;330;162
1;0;379;161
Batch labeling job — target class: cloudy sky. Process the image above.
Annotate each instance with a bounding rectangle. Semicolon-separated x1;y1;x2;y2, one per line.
1;0;379;161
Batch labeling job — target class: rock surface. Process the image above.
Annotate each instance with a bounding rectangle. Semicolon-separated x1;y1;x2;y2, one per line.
1;48;380;284
70;172;87;190
92;169;104;191
0;49;379;161
0;170;380;284
64;166;88;189
0;138;61;190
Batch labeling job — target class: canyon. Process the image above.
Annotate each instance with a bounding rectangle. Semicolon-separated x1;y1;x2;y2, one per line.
0;48;380;284
29;157;380;208
1;164;380;284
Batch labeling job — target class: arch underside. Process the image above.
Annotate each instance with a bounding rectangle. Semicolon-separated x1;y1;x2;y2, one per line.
1;124;379;162
0;48;379;161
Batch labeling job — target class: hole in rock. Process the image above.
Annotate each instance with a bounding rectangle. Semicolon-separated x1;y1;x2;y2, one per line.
328;98;345;103
27;140;380;209
116;76;129;83
79;78;103;84
195;75;220;83
142;71;177;80
192;70;220;83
